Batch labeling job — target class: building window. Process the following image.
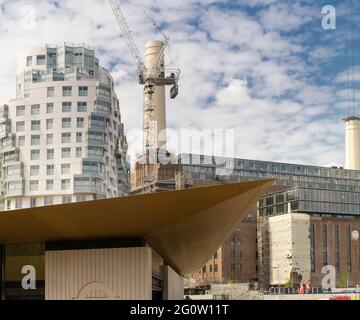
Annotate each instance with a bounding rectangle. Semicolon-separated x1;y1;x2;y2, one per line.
47;149;54;160
214;264;218;272
47;87;54;97
7;165;22;179
322;224;328;266
61;132;71;144
62;195;72;204
16;105;25;116
18;136;25;146
36;55;45;65
231;249;236;259
16;121;25;132
62;118;71;128
335;225;340;272
31;120;41;131
62;86;72;96
62;102;72;112
46;134;53;145
76;132;82;143
77;117;84;128
46;180;54;190
61;179;71;190
30;165;39;176
30;150;40;160
31;135;40;146
77;102;87;112
76;147;82;158
47;165;54;175
346;225;352;272
46;119;53;130
26;56;32;67
78;86;88;96
76;194;87;202
46;103;54;113
30;198;37;208
15;198;22;209
61;147;71;158
61;163;71;175
310;223;315;272
29;180;39;191
44;196;53;206
31;104;40;115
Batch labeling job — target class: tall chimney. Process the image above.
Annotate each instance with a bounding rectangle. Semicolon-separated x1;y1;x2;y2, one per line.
344;116;360;170
144;40;167;151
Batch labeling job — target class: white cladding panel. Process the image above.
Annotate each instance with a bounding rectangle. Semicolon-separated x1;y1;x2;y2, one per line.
45;247;152;300
163;265;184;300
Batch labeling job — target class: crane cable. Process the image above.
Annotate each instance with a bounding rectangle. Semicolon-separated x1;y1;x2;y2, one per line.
129;0;175;67
346;0;357;116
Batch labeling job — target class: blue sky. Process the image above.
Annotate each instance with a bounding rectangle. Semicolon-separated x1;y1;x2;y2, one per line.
0;0;359;167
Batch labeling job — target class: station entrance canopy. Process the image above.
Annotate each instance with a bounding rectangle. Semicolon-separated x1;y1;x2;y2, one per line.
0;180;273;274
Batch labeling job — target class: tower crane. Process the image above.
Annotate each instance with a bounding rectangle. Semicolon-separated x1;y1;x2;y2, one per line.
108;0;180;156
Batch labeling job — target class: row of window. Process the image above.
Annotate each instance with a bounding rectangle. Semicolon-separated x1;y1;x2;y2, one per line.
24;132;84;146
30;147;82;160
16;117;85;132
16;102;88;116
29;178;71;191
47;86;88;97
310;223;359;273
10;194;88;210
26;55;45;67
202;264;219;274
29;163;71;176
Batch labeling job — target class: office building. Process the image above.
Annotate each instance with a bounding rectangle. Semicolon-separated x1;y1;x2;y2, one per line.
0;43;130;210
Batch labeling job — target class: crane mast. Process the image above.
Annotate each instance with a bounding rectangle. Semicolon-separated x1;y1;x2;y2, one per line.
108;0;180;155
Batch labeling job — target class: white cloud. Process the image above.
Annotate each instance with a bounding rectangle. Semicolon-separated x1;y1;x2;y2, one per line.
0;0;350;168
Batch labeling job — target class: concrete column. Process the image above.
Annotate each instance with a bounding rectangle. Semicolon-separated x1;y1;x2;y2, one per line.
144;40;167;150
344;116;360;170
162;265;184;300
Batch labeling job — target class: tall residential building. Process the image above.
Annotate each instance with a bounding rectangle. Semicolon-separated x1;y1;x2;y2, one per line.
0;43;130;211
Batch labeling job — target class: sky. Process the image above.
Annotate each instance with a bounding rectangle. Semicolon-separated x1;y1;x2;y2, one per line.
0;0;359;168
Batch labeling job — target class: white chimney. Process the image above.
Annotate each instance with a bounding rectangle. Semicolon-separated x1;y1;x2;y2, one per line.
344;116;360;170
144;40;167;151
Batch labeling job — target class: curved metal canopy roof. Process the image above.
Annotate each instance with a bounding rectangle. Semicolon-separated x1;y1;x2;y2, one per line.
0;179;273;274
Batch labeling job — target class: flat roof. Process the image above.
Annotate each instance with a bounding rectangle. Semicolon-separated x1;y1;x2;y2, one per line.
0;179;273;274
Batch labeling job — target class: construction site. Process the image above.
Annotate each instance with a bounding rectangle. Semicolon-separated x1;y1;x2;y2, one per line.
113;0;360;297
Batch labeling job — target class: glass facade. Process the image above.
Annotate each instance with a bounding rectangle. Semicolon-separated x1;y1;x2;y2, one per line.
179;155;360;217
258;187;360;217
180;155;360;193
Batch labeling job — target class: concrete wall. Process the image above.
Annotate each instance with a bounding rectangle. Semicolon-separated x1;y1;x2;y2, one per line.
163;265;184;300
45;247;152;300
269;213;310;285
